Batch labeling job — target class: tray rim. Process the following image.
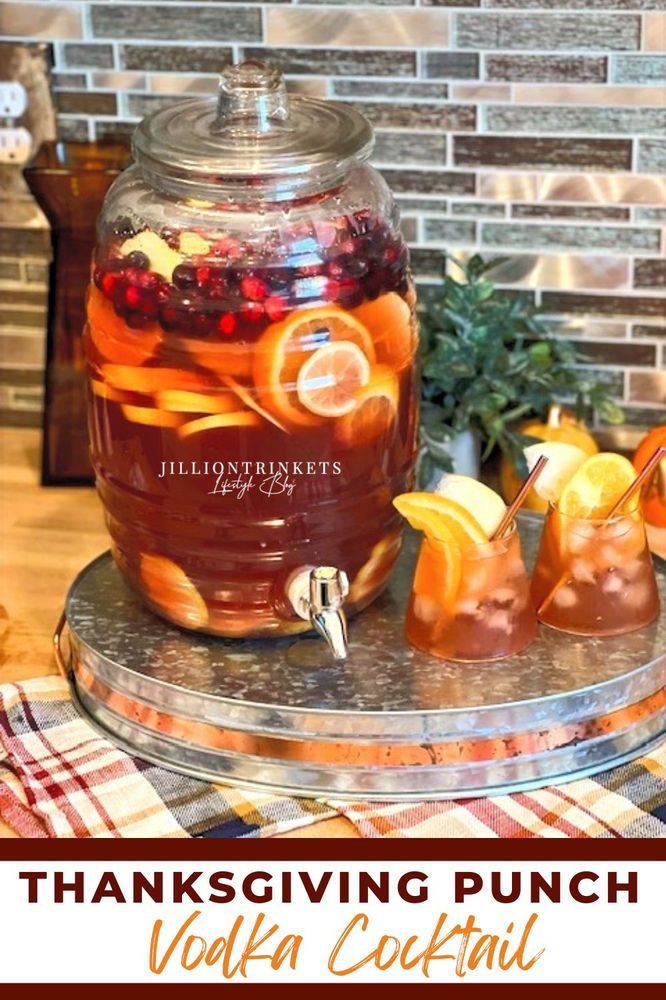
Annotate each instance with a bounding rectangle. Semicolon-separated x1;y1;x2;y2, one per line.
65;547;666;726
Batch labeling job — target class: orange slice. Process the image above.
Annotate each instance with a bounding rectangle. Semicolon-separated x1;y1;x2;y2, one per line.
412;531;462;611
139;553;208;629
172;338;253;379
335;364;399;448
177;411;261;440
558;452;637;519
393;492;488;548
86;287;161;366
221;375;288;433
120;404;183;428
90;378;138;404
352;291;415;368
253;306;376;428
349;528;402;605
296;340;371;418
154;390;238;414
102;364;214;394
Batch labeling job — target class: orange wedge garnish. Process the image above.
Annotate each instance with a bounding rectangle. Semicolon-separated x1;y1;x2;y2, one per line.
335;364;399;448
253;306;376;428
121;404;183;428
393;492;488;548
139;553;208;629
177;411;261;439
154;390;238;414
296;340;371;417
412;531;462;611
352;291;416;368
558;452;638;518
86;287;161;366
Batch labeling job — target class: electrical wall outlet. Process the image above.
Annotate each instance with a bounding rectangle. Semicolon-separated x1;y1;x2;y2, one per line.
0;81;28;119
0;126;32;164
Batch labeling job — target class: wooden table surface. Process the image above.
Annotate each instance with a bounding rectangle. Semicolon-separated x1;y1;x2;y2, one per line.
0;427;358;839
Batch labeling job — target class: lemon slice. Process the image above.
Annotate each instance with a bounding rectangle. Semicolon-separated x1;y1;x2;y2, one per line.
558;452;637;518
434;473;506;539
524;441;588;503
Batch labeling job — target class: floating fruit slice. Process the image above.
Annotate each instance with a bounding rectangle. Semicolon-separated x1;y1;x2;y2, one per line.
393;492;488;548
220;375;288;433
155;390;238;414
524;441;588;504
558;452;637;519
102;363;214;394
120;403;183;428
177;411;261;440
120;230;182;281
352;292;415;367
349;528;402;606
86;287;161;366
139;553;208;629
335;364;399;448
434;474;506;539
90;378;138;404
171;339;253;379
253;306;376;428
296;340;371;418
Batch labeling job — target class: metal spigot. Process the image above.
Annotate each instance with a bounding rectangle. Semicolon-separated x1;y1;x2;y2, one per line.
287;566;350;661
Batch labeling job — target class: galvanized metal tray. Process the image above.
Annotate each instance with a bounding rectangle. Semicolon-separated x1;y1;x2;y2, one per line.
58;514;666;800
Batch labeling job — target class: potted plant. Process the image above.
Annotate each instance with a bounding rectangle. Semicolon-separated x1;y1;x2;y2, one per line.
418;254;624;486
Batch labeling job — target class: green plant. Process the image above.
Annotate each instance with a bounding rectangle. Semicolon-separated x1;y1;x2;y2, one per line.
419;254;624;479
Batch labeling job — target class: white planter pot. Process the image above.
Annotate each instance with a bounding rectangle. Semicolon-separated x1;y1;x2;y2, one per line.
421;428;481;486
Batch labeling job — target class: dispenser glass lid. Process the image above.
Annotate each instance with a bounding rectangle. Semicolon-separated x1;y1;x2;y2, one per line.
133;61;374;189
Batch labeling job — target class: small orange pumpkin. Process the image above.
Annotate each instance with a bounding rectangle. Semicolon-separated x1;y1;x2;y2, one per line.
500;404;598;512
633;425;666;528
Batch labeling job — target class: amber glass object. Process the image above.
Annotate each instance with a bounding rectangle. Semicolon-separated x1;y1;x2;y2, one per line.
25;140;129;483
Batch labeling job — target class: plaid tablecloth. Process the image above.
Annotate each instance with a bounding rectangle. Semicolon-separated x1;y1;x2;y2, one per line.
1;677;665;838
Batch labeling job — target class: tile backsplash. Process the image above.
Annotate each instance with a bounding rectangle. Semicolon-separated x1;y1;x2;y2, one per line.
1;1;664;429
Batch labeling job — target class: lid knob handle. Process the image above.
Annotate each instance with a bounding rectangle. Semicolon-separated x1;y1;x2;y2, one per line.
213;61;290;135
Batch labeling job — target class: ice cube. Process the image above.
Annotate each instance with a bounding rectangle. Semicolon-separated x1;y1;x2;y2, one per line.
455;597;480;616
600;544;620;569
553;585;577;608
624;582;651;609
623;558;644;580
489;587;517;606
602;571;624;595
413;595;441;625
486;610;512;632
571;558;596;584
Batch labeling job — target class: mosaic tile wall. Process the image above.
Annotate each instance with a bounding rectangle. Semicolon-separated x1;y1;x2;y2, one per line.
1;1;665;429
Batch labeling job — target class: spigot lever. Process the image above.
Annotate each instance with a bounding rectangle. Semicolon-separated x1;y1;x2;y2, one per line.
287;565;350;661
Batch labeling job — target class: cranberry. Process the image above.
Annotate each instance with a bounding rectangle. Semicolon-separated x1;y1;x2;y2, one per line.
239;301;264;325
343;256;369;278
195;266;211;287
101;272;118;298
363;273;382;301
191;311;213;337
137;270;160;290
217;312;236;337
338;238;356;256
337;277;363;308
156;281;171;303
383;245;400;265
159;306;180;332
323;278;341;302
173;264;197;290
127;250;149;270
240;275;268;301
125;311;149;330
264;295;288;323
326;260;345;280
125;285;143;309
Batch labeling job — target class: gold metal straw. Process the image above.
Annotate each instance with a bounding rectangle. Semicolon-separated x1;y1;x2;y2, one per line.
607;445;666;519
492;454;549;540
